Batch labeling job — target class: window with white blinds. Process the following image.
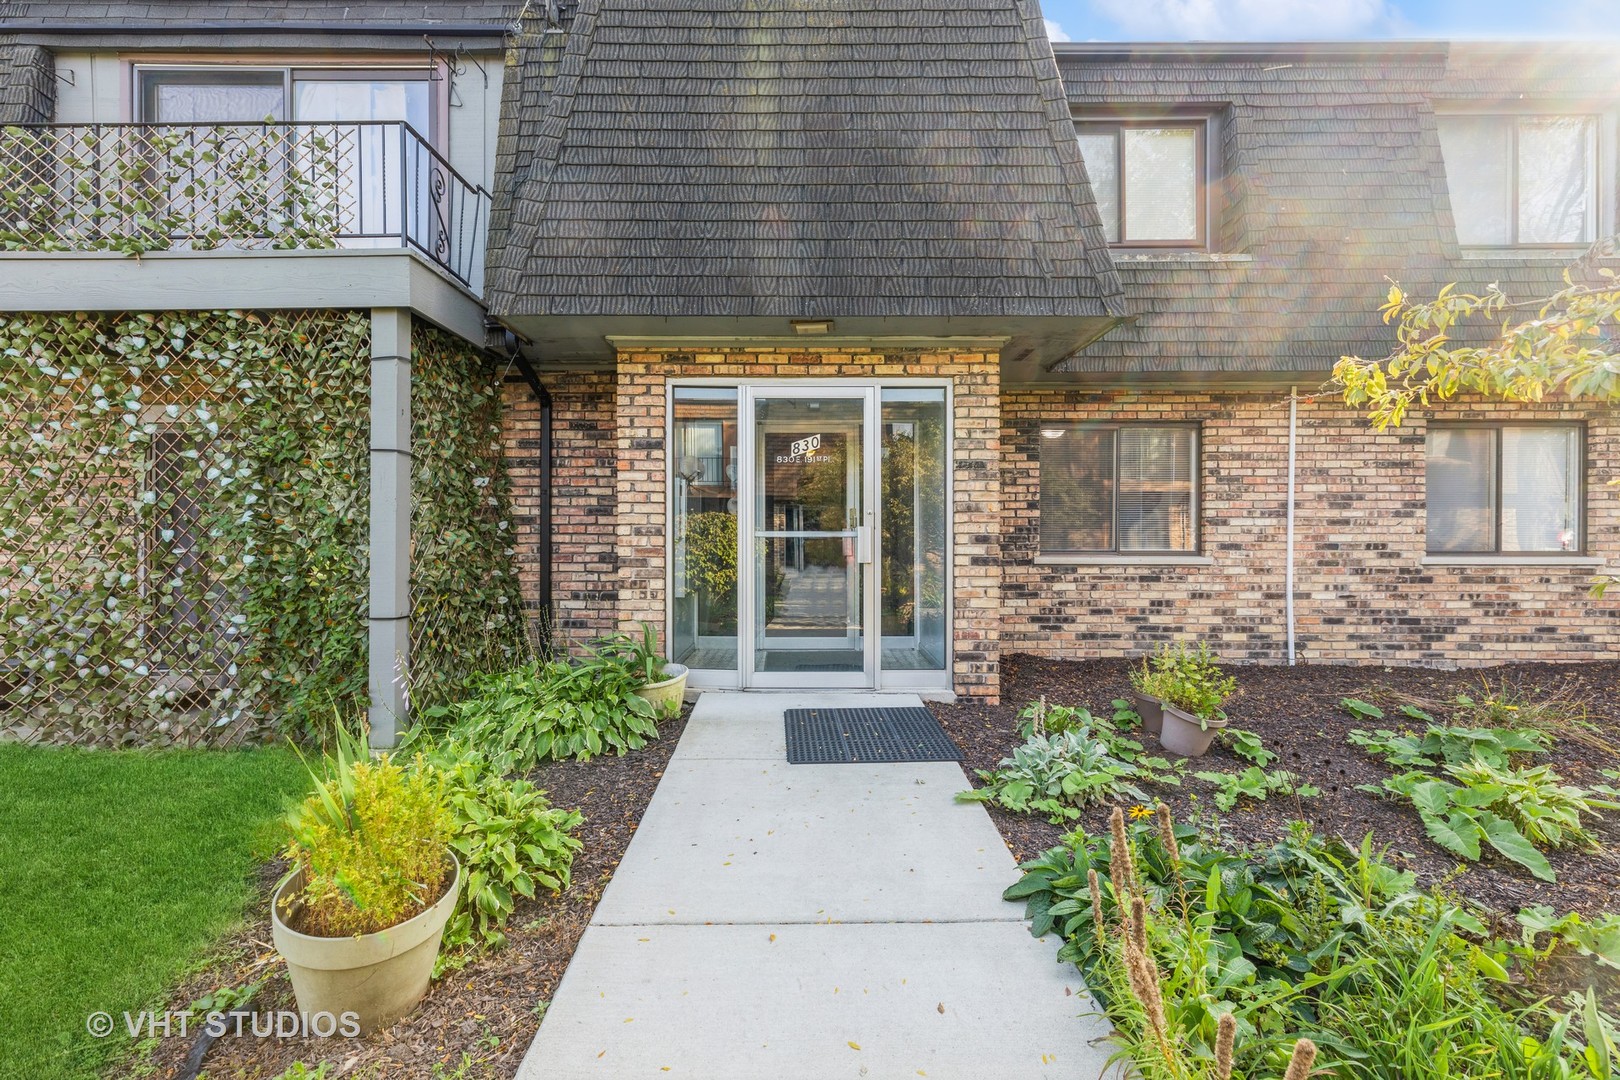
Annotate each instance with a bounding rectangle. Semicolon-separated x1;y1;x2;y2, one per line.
1426;425;1583;554
1076;122;1205;246
1039;425;1198;554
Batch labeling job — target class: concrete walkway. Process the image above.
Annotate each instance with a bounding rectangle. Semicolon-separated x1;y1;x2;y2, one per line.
515;692;1115;1080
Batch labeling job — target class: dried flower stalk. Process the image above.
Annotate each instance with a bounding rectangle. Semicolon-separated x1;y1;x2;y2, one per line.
1087;867;1106;950
1108;806;1136;900
1156;803;1180;863
1130;896;1148;954
1215;1012;1236;1080
1282;1038;1318;1080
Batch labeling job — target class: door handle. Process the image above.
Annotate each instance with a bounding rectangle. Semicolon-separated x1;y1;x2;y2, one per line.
856;511;875;564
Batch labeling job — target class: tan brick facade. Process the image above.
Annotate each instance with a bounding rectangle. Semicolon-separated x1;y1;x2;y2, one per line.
611;347;1003;701
505;373;1614;694
503;371;619;646
1002;389;1619;665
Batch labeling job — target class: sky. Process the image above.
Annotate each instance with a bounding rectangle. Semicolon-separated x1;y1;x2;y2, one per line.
1040;0;1620;42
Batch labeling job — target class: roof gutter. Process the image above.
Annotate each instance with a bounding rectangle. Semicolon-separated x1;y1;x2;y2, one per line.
1052;39;1450;62
3;21;509;35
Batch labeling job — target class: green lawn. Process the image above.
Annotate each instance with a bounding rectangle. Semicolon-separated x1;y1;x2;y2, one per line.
0;743;309;1080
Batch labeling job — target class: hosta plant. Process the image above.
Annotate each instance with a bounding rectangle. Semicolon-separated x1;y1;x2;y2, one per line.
1194;766;1320;812
420;636;660;770
1371;762;1617;881
432;751;583;954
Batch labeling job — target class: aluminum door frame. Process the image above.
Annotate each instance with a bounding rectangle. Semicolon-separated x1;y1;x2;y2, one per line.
739;384;879;689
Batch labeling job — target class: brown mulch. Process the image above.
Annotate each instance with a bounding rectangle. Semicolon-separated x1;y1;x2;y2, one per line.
122;705;691;1080
932;655;1620;919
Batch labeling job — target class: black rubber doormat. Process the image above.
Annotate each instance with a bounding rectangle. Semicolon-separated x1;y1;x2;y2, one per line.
784;707;962;764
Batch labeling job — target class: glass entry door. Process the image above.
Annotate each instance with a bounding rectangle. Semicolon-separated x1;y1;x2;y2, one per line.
744;388;877;688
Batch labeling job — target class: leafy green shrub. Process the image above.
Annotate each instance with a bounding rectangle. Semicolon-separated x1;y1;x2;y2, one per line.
1132;643;1236;723
420;638;660;770
1017;697;1140;740
592;623;673;691
433;752;582;952
1350;719;1614;881
282;729;456;937
1373;762;1616;880
1223;728;1278;766
958;705;1180;823
1515;905;1620;972
1009;812;1620;1079
1193;766;1319;812
1349;723;1549;768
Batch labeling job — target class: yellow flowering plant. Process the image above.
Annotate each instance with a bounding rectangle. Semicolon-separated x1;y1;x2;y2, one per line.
282;725;456;937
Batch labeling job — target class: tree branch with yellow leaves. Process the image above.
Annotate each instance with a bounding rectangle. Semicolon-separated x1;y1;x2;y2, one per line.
1332;236;1620;596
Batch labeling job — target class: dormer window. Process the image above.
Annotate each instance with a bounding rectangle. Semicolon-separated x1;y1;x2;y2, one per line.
1076;121;1207;247
1437;114;1598;246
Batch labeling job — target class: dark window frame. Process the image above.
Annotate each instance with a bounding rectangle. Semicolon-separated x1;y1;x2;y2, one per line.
1075;119;1210;250
1038;421;1202;556
1436;112;1601;249
1425;421;1587;555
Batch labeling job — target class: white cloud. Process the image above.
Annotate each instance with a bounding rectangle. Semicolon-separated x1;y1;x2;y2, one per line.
1087;0;1397;39
1045;18;1073;41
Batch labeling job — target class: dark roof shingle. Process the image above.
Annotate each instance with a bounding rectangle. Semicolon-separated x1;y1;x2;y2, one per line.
1055;42;1620;379
486;0;1125;325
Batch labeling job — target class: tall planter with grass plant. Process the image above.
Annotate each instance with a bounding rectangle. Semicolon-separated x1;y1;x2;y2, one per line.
271;728;461;1033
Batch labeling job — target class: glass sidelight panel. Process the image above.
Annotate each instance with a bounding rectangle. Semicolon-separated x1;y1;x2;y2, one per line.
752;395;867;675
880;389;947;671
670;388;739;671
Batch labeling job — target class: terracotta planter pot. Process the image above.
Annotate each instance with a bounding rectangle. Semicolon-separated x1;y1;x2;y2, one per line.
639;663;689;719
272;853;461;1035
1158;703;1227;758
1129;691;1164;736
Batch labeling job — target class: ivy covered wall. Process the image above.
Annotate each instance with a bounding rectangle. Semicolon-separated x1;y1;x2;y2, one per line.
0;309;522;747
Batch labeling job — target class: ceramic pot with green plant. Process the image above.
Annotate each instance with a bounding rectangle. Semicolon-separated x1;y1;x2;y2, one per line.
1147;643;1237;758
1127;658;1166;736
271;728;460;1034
614;622;688;719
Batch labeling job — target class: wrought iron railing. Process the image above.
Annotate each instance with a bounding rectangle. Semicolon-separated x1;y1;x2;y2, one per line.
0;121;490;291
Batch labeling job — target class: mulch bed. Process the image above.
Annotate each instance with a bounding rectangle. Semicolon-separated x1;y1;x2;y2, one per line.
126;705;690;1080
932;655;1620;919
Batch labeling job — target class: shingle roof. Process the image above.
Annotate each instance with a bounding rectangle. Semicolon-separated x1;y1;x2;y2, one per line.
0;41;54;124
485;0;1126;326
1054;42;1620;380
0;1;518;29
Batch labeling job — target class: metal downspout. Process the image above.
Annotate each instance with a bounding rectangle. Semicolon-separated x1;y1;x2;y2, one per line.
1286;386;1298;665
506;343;554;658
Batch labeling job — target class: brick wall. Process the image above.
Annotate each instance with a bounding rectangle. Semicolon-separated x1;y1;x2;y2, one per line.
612;347;1004;701
1003;389;1619;666
502;371;618;646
